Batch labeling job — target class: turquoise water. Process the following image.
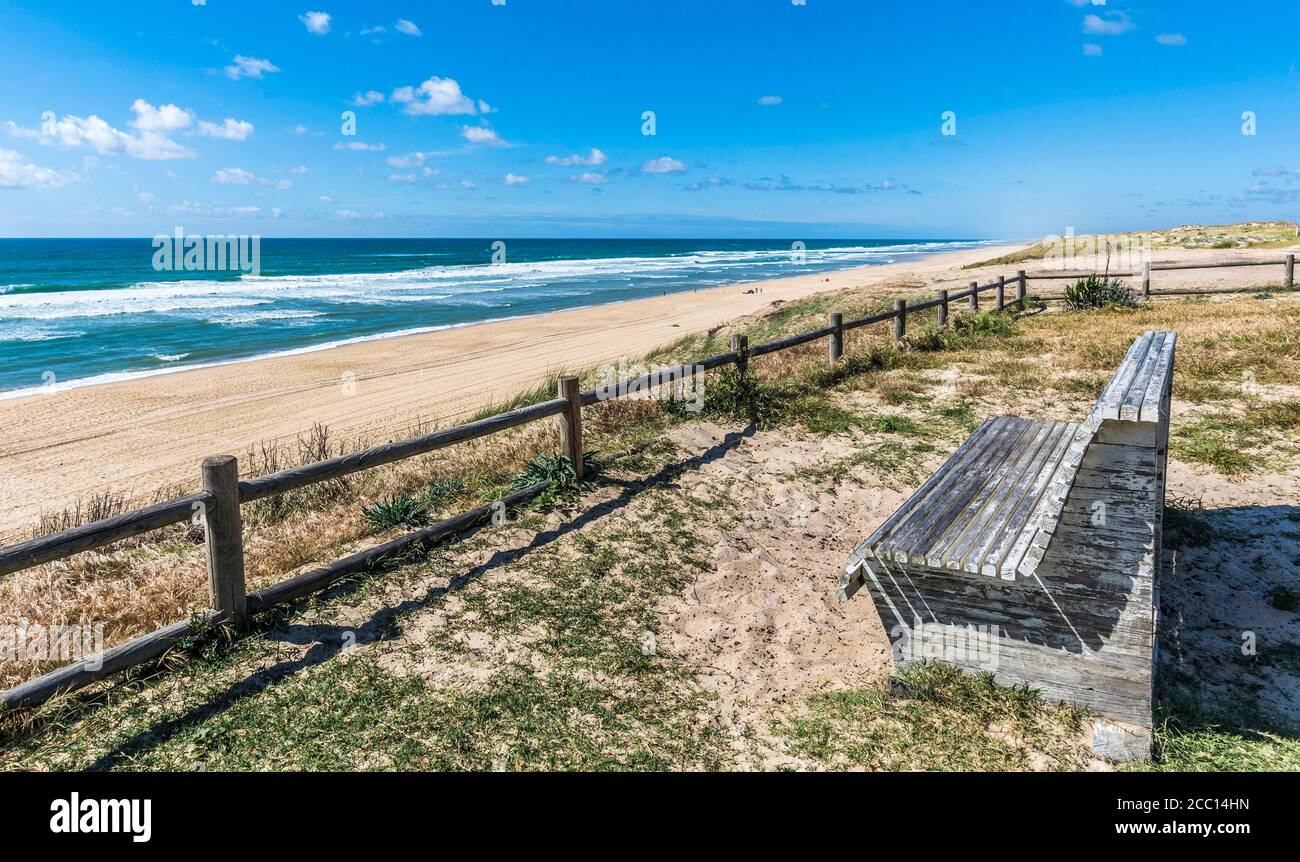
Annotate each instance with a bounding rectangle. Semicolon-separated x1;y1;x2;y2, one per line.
0;238;989;396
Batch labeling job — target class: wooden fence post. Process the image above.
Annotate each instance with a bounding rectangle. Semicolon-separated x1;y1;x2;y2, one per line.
731;334;749;375
996;275;1006;311
969;281;979;312
1017;270;1027;308
1142;262;1152;300
201;455;247;630
1287;254;1295;289
893;299;906;345
937;289;949;328
828;312;843;362
557;375;584;480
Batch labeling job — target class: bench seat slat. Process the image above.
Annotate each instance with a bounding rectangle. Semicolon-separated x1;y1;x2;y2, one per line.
935;420;1059;573
884;417;1029;564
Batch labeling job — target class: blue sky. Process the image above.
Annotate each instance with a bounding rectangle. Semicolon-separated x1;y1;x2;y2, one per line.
0;0;1297;238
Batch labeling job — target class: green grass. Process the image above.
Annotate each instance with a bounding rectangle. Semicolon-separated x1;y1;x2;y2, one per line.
1;447;734;771
778;662;1090;771
1137;699;1300;772
1172;400;1300;477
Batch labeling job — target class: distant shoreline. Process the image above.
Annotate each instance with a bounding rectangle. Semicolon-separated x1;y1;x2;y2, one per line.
0;241;1025;534
1;239;998;400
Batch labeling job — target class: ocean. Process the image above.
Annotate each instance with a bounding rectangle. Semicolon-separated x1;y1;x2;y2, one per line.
0;238;990;397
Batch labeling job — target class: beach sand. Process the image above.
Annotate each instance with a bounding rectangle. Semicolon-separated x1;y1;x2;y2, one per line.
0;240;1292;538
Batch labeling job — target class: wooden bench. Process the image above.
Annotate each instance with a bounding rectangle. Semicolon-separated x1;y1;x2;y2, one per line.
840;331;1177;761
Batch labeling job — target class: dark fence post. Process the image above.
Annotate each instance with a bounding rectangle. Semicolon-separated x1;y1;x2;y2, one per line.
937;289;949;327
1017;270;1027;308
202;455;247;630
1142;262;1152;300
558;375;584;480
828;312;843;362
1286;254;1295;289
969;281;979;312
732;334;749;375
893;299;906;346
996;275;1006;311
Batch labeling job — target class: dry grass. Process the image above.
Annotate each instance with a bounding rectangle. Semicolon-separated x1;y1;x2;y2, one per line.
966;221;1300;269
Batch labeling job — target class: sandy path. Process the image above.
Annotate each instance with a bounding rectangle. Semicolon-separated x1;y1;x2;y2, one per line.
0;241;1292;538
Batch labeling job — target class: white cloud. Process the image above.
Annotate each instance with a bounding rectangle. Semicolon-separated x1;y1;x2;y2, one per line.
333;209;385;219
570;172;607;185
351;90;386;107
1065;0;1106;6
386;151;432;168
504;173;529;185
361;25;386;35
136;188;156;204
198;118;255;140
212;167;255;184
291;124;309;134
460;124;505;146
1156;33;1187;46
1083;12;1134;35
388;167;437;183
130;100;194;132
6;106;196;160
225;55;280;80
391;76;487;116
212;167;293;189
0;148;79;189
395;19;421;36
333;140;386;151
319;195;335;202
641;156;687;174
460;180;476;189
757;95;782;106
299;11;331;35
545;147;606;167
290;165;309;173
1083;43;1103;56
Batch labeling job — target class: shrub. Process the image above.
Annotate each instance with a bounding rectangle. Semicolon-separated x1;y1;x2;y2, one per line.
361;493;430;531
1063;274;1139;310
698;365;779;428
904;311;1017;352
511;451;601;508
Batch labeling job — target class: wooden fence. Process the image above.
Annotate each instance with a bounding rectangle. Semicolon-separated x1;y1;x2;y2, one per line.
0;253;1294;709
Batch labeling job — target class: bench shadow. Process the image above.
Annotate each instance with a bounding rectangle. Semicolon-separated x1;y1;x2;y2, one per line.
79;425;754;771
1154;502;1300;742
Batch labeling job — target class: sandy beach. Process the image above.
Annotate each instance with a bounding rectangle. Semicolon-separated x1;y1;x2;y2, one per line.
0;240;1292;538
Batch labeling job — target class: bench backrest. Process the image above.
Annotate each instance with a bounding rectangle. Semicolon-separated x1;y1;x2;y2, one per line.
1089;331;1177;426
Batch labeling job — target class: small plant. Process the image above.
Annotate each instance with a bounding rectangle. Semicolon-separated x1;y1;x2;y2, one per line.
421;477;467;508
700;365;779;428
866;413;920;434
361;493;430;531
511;452;601;508
1063;274;1139;310
905;311;1017;353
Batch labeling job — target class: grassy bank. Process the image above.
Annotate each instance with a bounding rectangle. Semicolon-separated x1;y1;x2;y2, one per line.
2;280;1298;771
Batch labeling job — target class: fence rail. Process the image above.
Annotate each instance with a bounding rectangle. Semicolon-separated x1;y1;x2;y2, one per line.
1;252;1295;709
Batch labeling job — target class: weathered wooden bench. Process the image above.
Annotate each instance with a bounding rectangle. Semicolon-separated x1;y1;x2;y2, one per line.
840;331;1177;761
